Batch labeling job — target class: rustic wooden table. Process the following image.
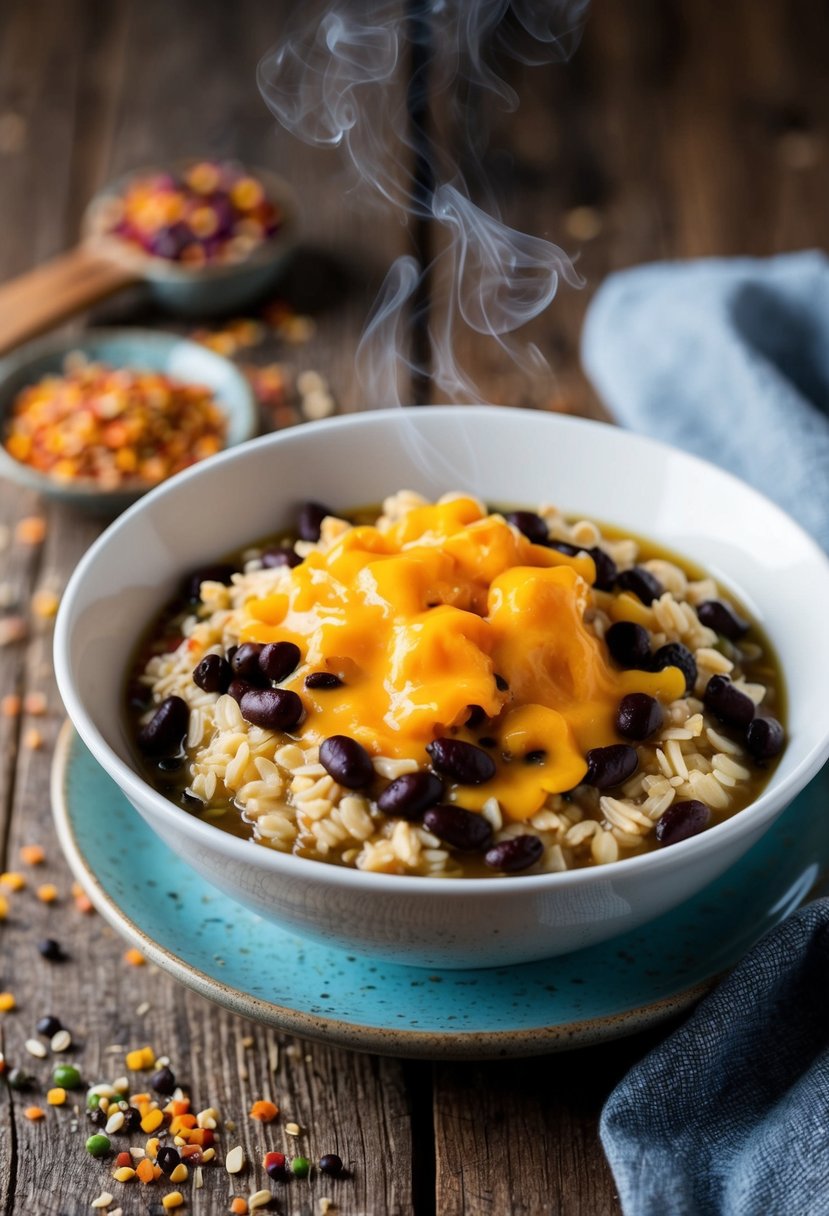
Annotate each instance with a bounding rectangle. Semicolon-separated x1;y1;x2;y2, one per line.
1;1;826;1212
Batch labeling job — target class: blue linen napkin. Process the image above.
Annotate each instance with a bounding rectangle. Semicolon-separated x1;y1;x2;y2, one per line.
581;252;829;1216
581;250;829;551
599;902;829;1216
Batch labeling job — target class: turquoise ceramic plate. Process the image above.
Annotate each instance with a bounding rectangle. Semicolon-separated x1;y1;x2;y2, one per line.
52;723;829;1059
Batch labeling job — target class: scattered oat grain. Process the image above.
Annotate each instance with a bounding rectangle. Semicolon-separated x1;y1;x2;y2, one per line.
285;1122;301;1136
24;1105;45;1120
225;1144;245;1174
91;1193;113;1209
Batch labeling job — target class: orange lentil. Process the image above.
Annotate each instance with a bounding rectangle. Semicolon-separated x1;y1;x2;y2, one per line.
36;883;58;903
15;516;46;545
31;590;60;620
23;728;43;750
24;1106;45;1120
19;844;45;865
1;694;21;717
126;1046;155;1070
135;1158;155;1184
249;1100;279;1123
124;947;146;966
230;1199;248;1215
141;1108;164;1134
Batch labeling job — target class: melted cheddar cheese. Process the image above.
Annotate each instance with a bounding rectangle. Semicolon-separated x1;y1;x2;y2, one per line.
240;498;686;819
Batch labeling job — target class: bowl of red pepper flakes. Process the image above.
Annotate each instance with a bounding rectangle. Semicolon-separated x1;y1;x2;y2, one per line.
0;329;258;515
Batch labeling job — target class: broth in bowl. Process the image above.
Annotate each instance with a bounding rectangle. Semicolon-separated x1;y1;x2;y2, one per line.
128;490;784;878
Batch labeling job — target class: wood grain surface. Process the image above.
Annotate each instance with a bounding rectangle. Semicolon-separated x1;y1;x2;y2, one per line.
0;1;826;1213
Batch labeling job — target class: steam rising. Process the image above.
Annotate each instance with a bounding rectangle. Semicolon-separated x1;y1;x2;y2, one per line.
258;1;588;407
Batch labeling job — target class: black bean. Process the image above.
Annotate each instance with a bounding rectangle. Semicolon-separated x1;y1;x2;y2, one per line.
465;705;487;729
151;1066;176;1095
320;735;375;789
157;1145;181;1175
484;835;544;873
182;563;236;602
588;547;617;592
259;641;301;682
297;501;334;542
87;1104;107;1125
703;674;755;729
240;688;304;732
505;510;548;545
422;805;493;852
655;799;711;846
745;716;785;762
123;1106;142;1131
227;678;253;704
192;653;232;694
584;744;639;790
36;1015;62;1037
426;738;496;785
137;696;189;757
697;599;749;641
651;642;697;694
157;756;183;773
261;546;301;569
616;566;664;605
319;1153;344;1177
377;771;444;820
305;672;343;690
606;621;652;669
616;693;663;741
546;539;579;556
37;938;66;962
231;642;266;681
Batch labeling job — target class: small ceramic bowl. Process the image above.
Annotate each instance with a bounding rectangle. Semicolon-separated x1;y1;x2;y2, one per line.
0;328;258;515
53;407;829;968
83;163;299;318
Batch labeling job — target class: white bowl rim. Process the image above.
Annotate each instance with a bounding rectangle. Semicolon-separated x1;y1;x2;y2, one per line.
54;404;829;897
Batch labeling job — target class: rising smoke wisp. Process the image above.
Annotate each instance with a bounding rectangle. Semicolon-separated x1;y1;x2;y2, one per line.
258;1;588;407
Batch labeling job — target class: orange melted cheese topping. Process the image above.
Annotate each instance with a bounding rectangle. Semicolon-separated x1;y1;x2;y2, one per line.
240;498;686;819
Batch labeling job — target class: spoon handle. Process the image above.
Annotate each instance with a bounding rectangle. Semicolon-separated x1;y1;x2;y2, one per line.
0;244;138;356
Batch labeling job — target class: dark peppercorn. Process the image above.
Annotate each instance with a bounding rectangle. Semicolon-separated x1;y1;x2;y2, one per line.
35;1014;62;1037
157;1146;181;1176
7;1068;33;1091
151;1065;176;1095
37;938;66;962
319;1153;344;1176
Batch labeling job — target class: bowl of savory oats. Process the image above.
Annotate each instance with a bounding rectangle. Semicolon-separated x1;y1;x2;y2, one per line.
53;406;829;967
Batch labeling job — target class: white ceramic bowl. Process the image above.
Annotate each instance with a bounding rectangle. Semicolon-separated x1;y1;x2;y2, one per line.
54;407;829;968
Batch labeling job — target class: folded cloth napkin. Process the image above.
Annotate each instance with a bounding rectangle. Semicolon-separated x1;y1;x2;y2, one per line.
582;253;829;1216
581;250;829;551
599;901;829;1216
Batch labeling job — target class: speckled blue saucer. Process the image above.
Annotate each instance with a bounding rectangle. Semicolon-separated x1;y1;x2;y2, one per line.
52;724;829;1059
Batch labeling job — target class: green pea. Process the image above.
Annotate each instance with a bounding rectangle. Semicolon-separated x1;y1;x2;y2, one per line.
291;1156;310;1178
53;1064;81;1090
86;1092;101;1110
85;1134;111;1158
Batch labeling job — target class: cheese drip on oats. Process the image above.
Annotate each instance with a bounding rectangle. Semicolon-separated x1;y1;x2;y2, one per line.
240;497;685;818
